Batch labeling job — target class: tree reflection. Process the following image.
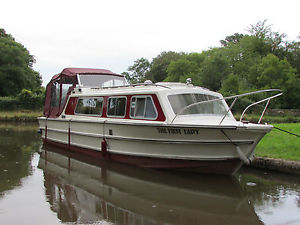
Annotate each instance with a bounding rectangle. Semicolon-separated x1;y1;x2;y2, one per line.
237;168;300;208
0;123;41;196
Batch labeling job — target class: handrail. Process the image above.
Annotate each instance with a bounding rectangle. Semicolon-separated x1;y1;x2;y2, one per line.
100;83;172;89
170;89;282;124
239;92;282;122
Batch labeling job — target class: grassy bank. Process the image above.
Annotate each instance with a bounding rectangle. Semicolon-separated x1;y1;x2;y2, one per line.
0;110;42;122
255;123;300;161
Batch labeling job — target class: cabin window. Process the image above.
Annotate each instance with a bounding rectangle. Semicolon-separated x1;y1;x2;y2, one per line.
50;81;60;107
130;96;157;119
107;97;126;117
168;93;227;115
75;97;103;115
61;83;73;106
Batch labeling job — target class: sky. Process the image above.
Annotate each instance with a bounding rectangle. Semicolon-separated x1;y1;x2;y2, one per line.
1;0;300;86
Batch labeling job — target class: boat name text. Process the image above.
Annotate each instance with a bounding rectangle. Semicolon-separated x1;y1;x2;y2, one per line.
156;128;199;135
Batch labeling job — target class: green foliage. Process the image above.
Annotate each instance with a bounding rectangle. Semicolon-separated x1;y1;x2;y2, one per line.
122;57;150;84
199;48;231;91
17;89;35;108
0;28;14;40
285;39;300;74
0;88;45;110
257;54;295;88
256;54;300;108
166;53;204;84
0;96;19;110
220;73;240;95
17;88;45;109
166;50;231;91
124;52;185;84
147;51;185;82
220;33;244;46
0;28;42;96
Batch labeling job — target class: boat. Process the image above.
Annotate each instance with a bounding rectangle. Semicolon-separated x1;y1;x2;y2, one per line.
38;67;282;175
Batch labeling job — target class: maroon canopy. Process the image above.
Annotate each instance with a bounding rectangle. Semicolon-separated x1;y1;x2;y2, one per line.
55;68;122;77
44;68;122;118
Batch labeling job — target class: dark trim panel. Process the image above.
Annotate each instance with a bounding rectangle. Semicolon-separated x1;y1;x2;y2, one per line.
43;139;242;175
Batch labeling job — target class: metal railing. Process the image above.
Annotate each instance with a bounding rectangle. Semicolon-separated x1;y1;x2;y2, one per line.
88;82;172;90
171;89;282;125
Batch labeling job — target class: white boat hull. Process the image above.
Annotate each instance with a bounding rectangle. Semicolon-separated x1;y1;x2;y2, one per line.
38;117;270;175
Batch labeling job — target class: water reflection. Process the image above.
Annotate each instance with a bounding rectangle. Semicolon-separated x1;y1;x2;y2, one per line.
38;145;263;225
0;122;41;196
237;168;300;225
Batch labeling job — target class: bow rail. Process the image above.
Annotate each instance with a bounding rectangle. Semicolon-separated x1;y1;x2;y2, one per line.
170;89;282;125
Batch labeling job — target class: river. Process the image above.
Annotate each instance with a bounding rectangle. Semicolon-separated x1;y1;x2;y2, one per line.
0;122;299;225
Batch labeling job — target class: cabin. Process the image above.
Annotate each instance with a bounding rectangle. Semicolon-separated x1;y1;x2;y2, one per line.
44;68;127;118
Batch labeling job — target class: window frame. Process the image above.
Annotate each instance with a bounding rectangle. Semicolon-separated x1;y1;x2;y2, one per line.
129;95;158;120
74;97;104;116
106;96;127;118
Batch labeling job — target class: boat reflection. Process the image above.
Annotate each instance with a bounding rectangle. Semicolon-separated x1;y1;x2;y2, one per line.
38;145;263;225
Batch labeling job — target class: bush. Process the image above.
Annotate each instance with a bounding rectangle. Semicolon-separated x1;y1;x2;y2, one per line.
0;88;45;111
17;89;45;110
0;96;19;110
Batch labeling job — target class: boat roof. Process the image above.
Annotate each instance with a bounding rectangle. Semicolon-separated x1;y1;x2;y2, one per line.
51;68;123;81
72;82;220;99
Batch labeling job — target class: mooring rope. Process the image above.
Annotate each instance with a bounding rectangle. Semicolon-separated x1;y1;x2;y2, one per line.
273;126;300;138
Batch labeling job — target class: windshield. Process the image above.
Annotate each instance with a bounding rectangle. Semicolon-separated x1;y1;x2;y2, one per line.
78;74;127;87
168;93;228;115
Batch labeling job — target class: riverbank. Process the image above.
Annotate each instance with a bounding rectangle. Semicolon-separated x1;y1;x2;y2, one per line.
0;110;42;122
250;123;300;175
248;157;300;176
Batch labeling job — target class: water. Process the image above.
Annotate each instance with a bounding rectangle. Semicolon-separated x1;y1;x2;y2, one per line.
0;122;299;225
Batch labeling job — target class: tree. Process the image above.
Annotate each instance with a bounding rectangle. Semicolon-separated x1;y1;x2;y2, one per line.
166;53;204;84
147;51;185;82
285;37;300;74
220;33;244;47
0;28;42;96
0;28;14;40
122;57;150;84
166;50;230;91
220;73;240;96
198;48;231;91
247;20;288;60
256;54;300;108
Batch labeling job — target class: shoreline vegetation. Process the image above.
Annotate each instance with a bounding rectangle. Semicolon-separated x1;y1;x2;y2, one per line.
0;110;42;122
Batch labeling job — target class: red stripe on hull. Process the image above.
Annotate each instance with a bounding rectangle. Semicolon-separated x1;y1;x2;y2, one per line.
43;139;242;175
